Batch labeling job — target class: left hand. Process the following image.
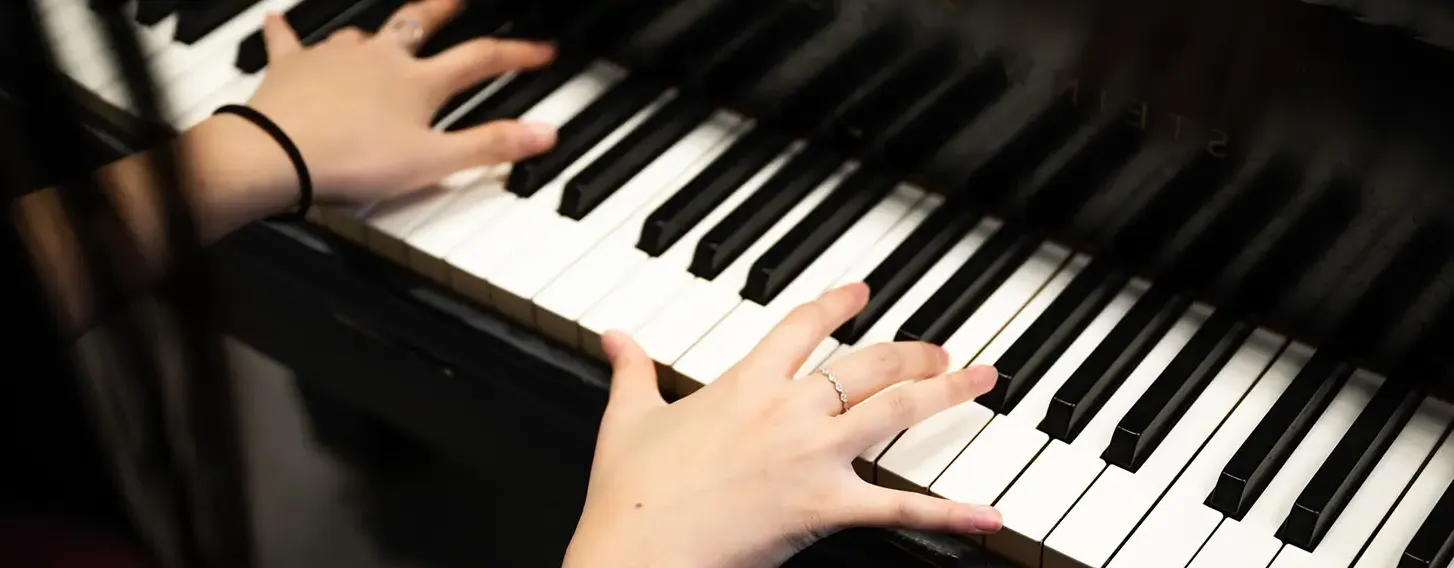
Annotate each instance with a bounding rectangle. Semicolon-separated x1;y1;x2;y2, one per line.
242;0;559;206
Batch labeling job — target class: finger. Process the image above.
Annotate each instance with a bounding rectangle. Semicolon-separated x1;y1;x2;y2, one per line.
327;27;367;44
740;283;869;377
439;119;557;169
840;365;997;444
844;486;1002;535
425;37;556;95
602;330;666;412
381;0;463;47
261;12;302;60
799;342;949;414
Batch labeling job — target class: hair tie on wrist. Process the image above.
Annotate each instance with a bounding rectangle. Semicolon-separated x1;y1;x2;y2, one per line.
212;104;313;222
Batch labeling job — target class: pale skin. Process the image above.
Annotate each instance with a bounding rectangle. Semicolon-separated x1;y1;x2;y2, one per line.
10;0;1004;565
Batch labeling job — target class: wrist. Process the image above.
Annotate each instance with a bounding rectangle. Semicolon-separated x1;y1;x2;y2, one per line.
182;114;302;232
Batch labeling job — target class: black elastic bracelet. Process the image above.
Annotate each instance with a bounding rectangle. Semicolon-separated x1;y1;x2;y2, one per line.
212;104;313;222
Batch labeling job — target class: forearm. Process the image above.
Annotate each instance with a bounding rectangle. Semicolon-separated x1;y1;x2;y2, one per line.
10;114;299;336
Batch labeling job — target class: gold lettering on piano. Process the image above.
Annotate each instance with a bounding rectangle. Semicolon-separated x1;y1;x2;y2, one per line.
1057;74;1232;158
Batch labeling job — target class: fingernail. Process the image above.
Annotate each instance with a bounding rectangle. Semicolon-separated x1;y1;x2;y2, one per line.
964;506;1002;533
601;331;624;362
935;346;950;367
521;122;557;151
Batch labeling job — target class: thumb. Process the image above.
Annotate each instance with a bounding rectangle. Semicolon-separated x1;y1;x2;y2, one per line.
848;486;1002;536
602;330;666;412
442;119;557;169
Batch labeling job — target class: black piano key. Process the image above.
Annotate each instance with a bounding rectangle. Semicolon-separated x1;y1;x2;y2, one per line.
637;126;793;256
1111;152;1235;258
1236;181;1358;314
693;0;832;96
980;258;1128;413
445;54;592;132
692;148;842;281
619;0;770;61
507;75;668;197
560;96;715;220
235;0;357;73
416;1;511;58
175;0;264;44
1402;477;1454;567
1207;350;1354;519
894;226;1040;345
338;0;402;32
1106;310;1253;471
1040;283;1191;442
957;92;1085;205
773;23;907;132
832;94;1084;346
135;0;182;25
1166;160;1301;286
834;43;959;147
742;166;899;305
1278;382;1422;550
643;0;777;78
1023;119;1146;226
1334;224;1451;351
834;192;984;345
878;58;1009;167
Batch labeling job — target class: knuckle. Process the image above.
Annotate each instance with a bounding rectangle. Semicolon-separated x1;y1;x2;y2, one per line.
891;494;918;524
786;304;827;337
945;372;980;401
872;346;904;378
885;390;918;423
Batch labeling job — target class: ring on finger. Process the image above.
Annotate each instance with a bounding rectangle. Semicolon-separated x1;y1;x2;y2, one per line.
388;16;425;53
814;366;849;414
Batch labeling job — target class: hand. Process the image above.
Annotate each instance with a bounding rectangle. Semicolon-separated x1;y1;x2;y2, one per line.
564;283;1003;568
241;0;558;206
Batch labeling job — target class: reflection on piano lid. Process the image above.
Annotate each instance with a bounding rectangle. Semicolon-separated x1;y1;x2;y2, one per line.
31;0;1454;567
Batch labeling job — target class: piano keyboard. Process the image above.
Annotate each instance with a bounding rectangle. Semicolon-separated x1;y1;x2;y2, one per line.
44;1;1454;567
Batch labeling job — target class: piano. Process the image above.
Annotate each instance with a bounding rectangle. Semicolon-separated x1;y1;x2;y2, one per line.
24;0;1454;566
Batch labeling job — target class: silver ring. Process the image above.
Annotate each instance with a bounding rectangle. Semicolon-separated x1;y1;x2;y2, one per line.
390;17;425;52
817;366;848;414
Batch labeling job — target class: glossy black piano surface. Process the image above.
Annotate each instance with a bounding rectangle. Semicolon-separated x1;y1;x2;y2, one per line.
20;0;1454;566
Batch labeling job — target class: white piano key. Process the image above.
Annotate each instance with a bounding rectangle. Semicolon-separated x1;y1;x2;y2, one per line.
971;254;1089;368
489;113;751;328
1268;397;1453;568
873;242;1073;494
174;73;264;130
368;62;624;282
833;219;1001;473
634;182;927;373
573;136;825;359
362;63;628;266
987;302;1210;567
930;279;1146;511
40;2;117;92
671;193;942;397
97;0;302;105
1043;328;1287;568
449;111;746;307
1105;342;1310;568
1353;422;1454;568
533;139;805;350
1186;368;1382;568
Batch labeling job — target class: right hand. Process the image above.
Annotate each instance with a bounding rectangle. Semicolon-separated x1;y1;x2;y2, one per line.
565;283;1002;568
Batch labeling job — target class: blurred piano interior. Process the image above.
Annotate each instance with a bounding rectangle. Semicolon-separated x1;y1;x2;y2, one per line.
18;0;1454;565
